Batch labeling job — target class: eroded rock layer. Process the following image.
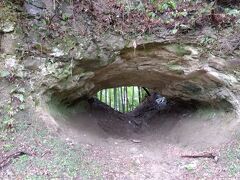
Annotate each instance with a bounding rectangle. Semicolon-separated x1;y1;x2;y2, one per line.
0;0;240;116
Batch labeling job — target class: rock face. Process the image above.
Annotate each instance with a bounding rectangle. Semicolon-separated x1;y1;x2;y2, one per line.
91;43;239;109
0;0;240;119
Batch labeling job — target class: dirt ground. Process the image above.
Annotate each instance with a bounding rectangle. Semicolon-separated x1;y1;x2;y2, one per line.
1;102;240;179
57;103;240;179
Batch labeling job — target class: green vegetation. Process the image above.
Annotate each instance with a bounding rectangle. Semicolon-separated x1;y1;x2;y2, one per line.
0;111;103;179
96;86;148;113
0;1;17;23
122;0;177;14
0;86;26;131
224;142;240;176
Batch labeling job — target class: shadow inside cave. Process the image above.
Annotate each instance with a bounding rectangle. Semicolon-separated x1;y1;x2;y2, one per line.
51;92;238;150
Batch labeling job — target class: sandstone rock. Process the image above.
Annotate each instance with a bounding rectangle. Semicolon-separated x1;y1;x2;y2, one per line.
1;0;239;118
24;0;46;16
23;57;46;70
50;48;65;58
0;22;15;33
1;34;17;54
4;56;17;69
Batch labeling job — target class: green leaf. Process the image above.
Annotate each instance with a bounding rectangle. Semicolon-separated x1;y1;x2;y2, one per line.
147;12;156;18
226;9;240;16
62;13;71;21
19;104;25;110
172;28;178;34
167;1;177;10
3;144;15;152
184;163;197;171
0;70;10;78
158;3;169;13
17;88;26;94
13;94;25;102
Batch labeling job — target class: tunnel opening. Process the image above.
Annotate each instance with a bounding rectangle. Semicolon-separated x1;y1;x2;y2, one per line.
46;83;238;150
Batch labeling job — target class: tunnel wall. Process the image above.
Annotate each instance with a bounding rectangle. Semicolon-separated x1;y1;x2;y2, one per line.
0;0;240;125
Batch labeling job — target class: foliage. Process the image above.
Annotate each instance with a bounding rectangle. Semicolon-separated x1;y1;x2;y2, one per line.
0;1;17;23
157;0;177;13
0;113;103;179
96;86;148;113
3;143;15;152
0;87;26;131
70;0;239;37
224;142;240;176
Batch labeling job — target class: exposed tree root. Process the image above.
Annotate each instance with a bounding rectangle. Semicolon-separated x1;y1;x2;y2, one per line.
181;152;218;162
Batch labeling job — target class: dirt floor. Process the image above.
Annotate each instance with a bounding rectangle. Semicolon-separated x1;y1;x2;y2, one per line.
1;102;240;179
56;102;240;179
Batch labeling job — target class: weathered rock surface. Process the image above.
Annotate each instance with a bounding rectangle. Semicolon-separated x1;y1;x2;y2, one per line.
0;0;240;118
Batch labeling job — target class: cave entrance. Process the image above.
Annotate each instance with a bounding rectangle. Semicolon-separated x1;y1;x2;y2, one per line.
88;90;228;137
48;82;237;149
49;87;237;149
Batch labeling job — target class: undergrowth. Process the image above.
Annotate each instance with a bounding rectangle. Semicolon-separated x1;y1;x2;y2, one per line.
0;109;103;179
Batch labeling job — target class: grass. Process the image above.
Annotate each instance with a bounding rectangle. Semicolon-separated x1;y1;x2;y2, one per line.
3;143;15;152
225;143;240;177
0;108;103;179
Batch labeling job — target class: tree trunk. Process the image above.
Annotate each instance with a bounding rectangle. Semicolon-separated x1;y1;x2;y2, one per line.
100;90;103;101
132;86;135;111
138;86;141;103
105;89;107;104
109;88;112;107
120;87;125;113
118;88;121;111
125;87;128;112
114;88;117;110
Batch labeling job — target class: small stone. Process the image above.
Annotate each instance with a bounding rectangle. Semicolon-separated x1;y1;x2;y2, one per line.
183;161;198;171
135;159;141;165
24;0;46;16
5;56;16;69
1;34;16;54
214;156;219;163
131;139;141;143
24;4;44;16
50;48;65;57
28;0;46;9
0;22;15;33
23;56;46;70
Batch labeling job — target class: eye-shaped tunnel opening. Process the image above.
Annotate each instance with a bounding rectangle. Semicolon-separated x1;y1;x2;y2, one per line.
44;42;239;147
47;83;237;149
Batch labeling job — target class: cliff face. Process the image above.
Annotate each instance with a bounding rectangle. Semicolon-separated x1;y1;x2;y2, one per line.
0;0;240;122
